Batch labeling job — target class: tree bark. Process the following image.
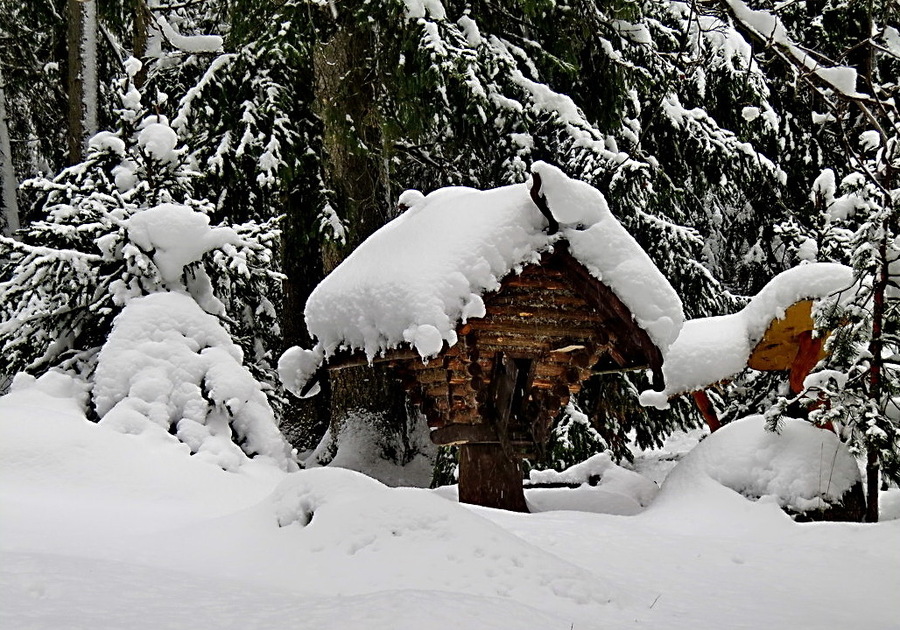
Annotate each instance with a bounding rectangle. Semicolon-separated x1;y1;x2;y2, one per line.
313;11;408;445
66;0;98;164
0;65;20;235
458;444;529;512
864;220;890;523
132;0;151;89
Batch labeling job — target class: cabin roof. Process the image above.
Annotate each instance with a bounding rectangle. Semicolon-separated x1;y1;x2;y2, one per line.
639;263;854;409
282;162;683;398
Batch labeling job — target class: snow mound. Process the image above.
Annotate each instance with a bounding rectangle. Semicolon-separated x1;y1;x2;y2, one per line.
92;292;297;472
286;162;683;395
526;453;659;515
87;131;126;156
0;373;283;546
303;411;436;488
659;416;861;515
137;121;179;163
268;467;630;609
640;263;853;407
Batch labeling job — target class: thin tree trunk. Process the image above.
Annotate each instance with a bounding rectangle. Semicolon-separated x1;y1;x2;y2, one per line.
132;0;150;88
0;65;19;235
865;220;889;523
67;0;98;164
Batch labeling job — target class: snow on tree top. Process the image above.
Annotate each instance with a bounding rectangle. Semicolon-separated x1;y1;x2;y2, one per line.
125;203;240;284
639;263;854;409
283;162;684;397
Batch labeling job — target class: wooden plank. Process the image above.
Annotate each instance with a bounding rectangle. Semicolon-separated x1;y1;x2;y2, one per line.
484;304;608;324
430;424;499;446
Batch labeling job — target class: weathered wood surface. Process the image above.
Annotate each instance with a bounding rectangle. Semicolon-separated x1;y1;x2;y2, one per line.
319;242;667;510
387;244;665;459
748;300;827;373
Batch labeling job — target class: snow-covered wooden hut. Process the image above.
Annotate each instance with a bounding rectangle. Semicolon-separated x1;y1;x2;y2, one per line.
280;162;684;511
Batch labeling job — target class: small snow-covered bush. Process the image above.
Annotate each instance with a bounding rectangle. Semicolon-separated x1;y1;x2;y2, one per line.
94;292;296;471
0;70;289;471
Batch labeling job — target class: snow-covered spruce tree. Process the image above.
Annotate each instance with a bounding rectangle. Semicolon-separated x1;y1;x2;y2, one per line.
713;0;899;520
0;62;294;471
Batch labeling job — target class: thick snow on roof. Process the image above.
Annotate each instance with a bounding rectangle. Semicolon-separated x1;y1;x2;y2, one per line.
286;162;683;396
640;263;854;408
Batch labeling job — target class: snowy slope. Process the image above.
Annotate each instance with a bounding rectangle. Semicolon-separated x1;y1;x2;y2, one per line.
2;380;898;630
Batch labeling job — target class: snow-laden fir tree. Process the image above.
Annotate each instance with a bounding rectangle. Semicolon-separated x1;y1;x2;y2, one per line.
714;0;899;520
0;59;294;471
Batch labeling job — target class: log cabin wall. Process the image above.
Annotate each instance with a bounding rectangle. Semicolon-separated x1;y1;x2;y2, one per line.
393;243;663;460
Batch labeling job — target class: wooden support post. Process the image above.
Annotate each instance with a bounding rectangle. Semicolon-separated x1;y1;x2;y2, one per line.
691;389;721;433
789;331;826;395
455;352;530;512
458;444;529;512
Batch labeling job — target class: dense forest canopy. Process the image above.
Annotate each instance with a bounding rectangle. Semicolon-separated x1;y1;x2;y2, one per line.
0;0;897;518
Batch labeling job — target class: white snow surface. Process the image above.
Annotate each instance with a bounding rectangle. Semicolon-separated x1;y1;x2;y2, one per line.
137;120;179;163
641;263;854;407
291;162;682;395
666;415;860;513
156;16;223;53
92;292;297;472
527;453;659;516
2;385;898;630
125;203;239;284
87;131;125;156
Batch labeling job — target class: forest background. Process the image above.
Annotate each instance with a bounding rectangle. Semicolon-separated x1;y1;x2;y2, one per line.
0;0;897;518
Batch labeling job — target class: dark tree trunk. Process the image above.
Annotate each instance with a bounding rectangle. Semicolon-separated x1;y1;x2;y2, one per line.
0;65;19;235
66;0;97;164
864;221;889;523
458;444;529;512
132;0;150;89
279;190;332;450
313;12;408;445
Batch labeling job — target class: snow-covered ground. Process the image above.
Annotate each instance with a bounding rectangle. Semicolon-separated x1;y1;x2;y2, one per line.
2;379;898;630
